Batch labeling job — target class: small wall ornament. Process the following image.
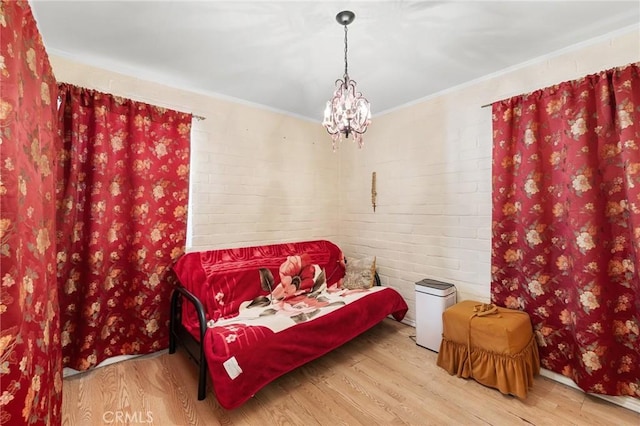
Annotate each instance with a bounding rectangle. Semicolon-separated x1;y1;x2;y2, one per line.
371;171;377;212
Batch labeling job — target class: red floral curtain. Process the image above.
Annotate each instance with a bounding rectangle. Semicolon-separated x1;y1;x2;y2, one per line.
491;63;640;397
56;84;191;370
0;1;62;424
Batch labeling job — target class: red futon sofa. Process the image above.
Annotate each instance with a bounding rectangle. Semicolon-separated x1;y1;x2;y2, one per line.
169;240;408;409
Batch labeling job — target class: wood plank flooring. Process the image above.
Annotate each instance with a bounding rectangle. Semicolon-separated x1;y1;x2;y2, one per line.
62;319;639;425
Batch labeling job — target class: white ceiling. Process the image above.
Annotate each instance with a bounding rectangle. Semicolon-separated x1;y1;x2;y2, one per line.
31;1;640;121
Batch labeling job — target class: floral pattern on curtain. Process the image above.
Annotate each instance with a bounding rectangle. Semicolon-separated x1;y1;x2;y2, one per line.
0;1;62;424
491;63;640;397
56;84;191;370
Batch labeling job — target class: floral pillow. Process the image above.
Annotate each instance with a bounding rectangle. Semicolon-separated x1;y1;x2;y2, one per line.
342;256;376;289
256;254;326;303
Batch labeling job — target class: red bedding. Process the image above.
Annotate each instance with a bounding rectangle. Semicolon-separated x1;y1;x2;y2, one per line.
172;240;408;409
205;286;406;408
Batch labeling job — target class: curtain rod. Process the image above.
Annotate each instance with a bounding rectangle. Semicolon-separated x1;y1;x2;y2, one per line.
57;82;207;120
482;95;510;109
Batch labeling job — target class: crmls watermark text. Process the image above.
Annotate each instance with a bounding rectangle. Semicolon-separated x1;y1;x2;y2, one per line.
102;410;153;424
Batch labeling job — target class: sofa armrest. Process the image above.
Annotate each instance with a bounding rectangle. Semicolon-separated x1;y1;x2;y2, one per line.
170;285;207;343
169;285;209;400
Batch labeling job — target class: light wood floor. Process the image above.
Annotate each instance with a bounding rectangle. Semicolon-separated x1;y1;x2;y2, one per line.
62;319;639;425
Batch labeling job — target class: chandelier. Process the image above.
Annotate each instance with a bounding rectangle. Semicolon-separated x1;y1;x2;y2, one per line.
322;10;371;151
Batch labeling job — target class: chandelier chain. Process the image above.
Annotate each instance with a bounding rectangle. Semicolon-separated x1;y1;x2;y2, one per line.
343;25;349;81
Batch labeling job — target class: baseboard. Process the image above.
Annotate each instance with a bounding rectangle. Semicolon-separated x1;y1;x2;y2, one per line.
63;350;168;378
540;368;640;414
400;317;416;327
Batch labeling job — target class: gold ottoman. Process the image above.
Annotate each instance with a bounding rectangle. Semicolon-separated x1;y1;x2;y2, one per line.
436;300;540;398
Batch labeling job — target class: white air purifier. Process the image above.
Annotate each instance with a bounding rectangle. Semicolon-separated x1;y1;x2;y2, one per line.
415;279;457;352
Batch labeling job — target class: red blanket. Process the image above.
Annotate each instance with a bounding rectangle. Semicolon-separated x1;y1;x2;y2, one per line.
173;240;408;409
174;240;346;337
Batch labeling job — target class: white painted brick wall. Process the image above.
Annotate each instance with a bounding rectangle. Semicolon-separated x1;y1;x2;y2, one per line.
185;111;341;250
